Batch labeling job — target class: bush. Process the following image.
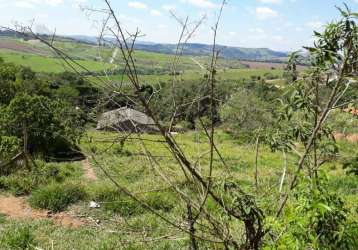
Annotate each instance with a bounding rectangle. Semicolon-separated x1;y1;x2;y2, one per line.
343;155;358;176
29;182;86;212
0;173;36;196
266;178;358;249
0;136;21;175
0;225;37;249
0;162;82;195
0;136;20;159
220;88;273;141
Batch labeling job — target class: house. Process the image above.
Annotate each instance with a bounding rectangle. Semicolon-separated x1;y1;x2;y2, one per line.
96;107;159;133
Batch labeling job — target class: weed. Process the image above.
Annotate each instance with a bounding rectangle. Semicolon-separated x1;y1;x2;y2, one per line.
29;182;87;212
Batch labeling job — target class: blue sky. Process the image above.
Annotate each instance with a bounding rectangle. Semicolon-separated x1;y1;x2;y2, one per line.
0;0;358;51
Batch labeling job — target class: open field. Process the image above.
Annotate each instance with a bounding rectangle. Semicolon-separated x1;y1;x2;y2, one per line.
0;130;356;249
240;60;307;70
0;49;115;73
0;37;291;75
88;68;284;87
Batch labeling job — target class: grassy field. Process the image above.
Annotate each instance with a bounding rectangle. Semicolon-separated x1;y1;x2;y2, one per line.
0;49;115;73
0;129;356;249
88;68;284;87
0;37;289;76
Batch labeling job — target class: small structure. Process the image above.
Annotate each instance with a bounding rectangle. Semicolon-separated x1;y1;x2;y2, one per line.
96;107;159;133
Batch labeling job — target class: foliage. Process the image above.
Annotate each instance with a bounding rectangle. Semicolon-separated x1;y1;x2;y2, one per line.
265;177;358;249
283;51;301;83
0;136;21;160
343;155;358;176
220;88;273;141
327;109;358;134
0;93;84;158
29;182;87;212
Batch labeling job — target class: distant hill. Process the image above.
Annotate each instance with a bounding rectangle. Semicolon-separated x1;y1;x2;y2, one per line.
132;43;288;62
67;34;288;62
0;30;289;62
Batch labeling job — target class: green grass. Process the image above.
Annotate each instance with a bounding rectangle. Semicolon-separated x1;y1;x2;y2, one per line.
88;68;283;86
0;50;114;73
29;182;87;212
0;37;248;74
0;129;357;249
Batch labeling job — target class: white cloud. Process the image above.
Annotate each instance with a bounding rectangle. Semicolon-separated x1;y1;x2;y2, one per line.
118;14;141;24
13;0;63;8
150;9;162;16
162;4;176;11
255;7;278;20
128;1;147;9
158;24;168;29
249;27;265;33
229;31;237;36
306;21;324;30
15;1;35;8
273;35;284;41
257;0;281;4
180;0;217;9
45;0;63;6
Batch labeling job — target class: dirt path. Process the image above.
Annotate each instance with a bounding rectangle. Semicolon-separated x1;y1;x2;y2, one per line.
81;159;97;181
0;195;85;228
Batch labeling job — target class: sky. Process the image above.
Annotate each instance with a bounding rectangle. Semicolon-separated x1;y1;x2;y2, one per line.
0;0;358;51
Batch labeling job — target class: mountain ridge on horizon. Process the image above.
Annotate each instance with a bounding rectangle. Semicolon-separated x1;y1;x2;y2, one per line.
69;34;289;62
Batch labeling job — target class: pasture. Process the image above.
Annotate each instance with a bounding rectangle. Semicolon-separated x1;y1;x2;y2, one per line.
0;130;356;249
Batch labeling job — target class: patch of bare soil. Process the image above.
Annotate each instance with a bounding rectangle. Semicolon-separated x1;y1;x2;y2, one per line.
0;195;85;228
0;40;47;55
334;133;358;143
81;159;97;181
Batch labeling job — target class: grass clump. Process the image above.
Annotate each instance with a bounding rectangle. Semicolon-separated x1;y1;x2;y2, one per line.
29;182;86;212
145;191;176;212
88;183;143;216
0;225;37;249
0;172;37;196
0;161;82;196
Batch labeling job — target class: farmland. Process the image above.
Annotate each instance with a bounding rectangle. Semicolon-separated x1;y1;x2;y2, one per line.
0;37;284;79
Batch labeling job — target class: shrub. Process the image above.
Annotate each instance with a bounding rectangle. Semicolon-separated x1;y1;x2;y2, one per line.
343;155;358;176
29;182;86;212
0;136;21;175
220;88;273;141
0;225;37;249
0;173;36;196
266;179;358;249
0;162;81;195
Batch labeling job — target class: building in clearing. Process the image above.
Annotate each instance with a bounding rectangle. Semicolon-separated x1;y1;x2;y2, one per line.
96;107;159;133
